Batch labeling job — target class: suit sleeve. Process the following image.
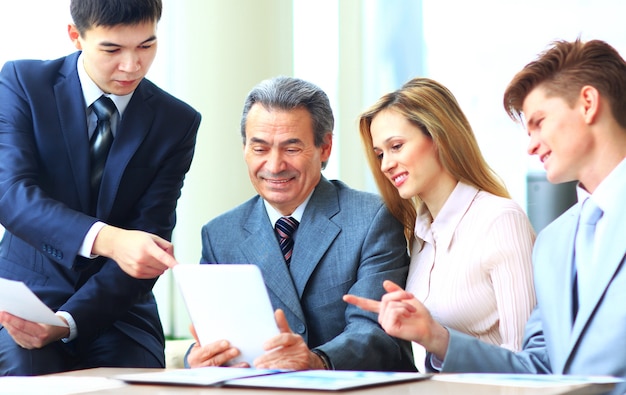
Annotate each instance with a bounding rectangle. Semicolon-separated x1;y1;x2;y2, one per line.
439;306;552;373
316;203;416;371
0;61;98;269
200;223;218;264
61;108;201;346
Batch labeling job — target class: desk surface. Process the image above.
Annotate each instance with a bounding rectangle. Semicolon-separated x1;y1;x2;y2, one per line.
38;368;615;395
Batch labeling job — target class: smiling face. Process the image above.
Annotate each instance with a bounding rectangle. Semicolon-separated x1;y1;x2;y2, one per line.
68;21;158;95
523;85;594;185
243;104;332;215
370;109;445;202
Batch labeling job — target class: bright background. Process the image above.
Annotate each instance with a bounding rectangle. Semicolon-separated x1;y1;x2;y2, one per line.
1;0;625;338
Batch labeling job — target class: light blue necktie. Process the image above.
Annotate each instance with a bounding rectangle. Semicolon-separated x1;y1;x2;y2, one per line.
574;198;603;312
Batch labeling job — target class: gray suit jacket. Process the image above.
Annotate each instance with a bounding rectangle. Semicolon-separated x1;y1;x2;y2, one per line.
200;177;415;371
440;187;626;394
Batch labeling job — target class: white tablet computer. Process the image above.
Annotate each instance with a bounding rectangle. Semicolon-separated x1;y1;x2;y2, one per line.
172;264;279;366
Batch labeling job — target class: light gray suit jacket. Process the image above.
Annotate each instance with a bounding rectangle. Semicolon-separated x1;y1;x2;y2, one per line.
440;188;626;394
200;177;415;371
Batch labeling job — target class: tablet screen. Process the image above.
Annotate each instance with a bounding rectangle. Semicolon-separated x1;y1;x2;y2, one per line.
173;264;279;366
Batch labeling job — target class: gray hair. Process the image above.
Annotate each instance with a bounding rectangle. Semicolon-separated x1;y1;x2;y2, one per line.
240;76;334;168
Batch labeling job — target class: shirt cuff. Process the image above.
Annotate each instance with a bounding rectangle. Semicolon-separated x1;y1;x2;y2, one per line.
79;221;106;258
428;353;444;372
55;311;78;342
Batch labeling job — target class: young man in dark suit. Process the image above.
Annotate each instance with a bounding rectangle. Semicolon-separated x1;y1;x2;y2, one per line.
0;0;201;374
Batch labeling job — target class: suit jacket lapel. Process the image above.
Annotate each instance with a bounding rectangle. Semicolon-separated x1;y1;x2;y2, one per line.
570;200;626;352
240;198;305;323
54;52;91;213
289;178;341;296
52;53;152;218
98;82;153;217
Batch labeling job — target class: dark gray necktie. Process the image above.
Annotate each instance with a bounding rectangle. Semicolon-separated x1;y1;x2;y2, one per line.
89;95;116;210
275;217;299;267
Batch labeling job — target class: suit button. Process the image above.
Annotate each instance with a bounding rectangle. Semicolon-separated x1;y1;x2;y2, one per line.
294;323;306;334
42;244;63;259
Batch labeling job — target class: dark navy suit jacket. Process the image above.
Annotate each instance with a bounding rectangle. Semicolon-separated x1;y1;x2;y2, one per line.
0;51;201;369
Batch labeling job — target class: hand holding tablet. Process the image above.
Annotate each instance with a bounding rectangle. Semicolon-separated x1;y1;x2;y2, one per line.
173;264;279;366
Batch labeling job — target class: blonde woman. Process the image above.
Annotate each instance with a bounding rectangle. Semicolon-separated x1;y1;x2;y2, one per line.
354;77;536;370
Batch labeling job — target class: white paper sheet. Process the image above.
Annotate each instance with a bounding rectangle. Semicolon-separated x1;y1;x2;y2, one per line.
227;370;433;390
0;376;125;394
432;373;622;388
116;366;281;386
172;264;279;366
0;277;68;327
116;368;432;390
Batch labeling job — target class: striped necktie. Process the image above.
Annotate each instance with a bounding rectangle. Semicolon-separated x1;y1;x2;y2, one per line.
275;217;299;267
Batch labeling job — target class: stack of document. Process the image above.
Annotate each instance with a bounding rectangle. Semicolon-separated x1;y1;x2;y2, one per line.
115;367;432;390
116;369;623;392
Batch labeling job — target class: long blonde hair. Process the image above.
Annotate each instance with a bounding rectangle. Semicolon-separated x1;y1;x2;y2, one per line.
359;77;509;246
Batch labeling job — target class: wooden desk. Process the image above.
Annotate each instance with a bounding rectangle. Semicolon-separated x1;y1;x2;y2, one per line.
44;368;615;395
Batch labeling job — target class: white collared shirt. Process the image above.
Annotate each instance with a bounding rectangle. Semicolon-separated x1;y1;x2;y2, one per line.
577;157;626;251
263;190;313;227
76;53;133;139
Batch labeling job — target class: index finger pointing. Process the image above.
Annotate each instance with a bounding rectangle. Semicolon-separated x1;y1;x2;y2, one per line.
343;294;381;313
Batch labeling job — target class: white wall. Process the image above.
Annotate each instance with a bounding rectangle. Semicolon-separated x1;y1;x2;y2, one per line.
420;0;626;208
0;0;74;255
151;0;294;338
